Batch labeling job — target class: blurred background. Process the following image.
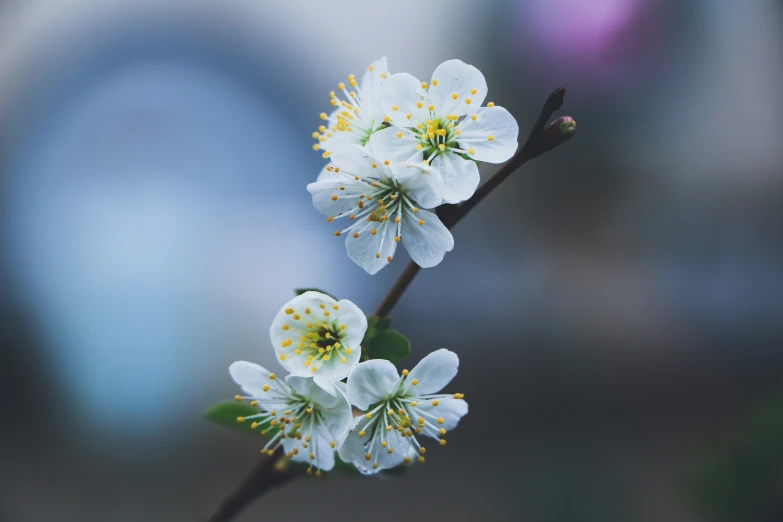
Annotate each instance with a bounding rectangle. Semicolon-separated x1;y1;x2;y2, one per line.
0;1;781;521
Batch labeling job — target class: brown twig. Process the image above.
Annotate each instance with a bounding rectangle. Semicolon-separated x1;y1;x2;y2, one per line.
208;87;575;522
374;88;573;317
208;450;299;522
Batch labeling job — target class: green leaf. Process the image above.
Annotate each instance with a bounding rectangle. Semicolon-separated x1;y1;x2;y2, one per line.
204;401;279;439
294;288;337;300
367;315;392;335
364;329;411;364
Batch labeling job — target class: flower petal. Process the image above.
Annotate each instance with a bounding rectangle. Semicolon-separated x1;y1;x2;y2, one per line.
345;215;398;274
316;164;340;182
346;359;401;410
392;162;444;209
369;126;423;164
414;397;468;432
334;298;368;354
429;59;487;117
338;415;412;475
404;348;460;395
286;375;341;409
360;56;390;123
307;177;367;216
379;73;430;127
228;361;275;397
401;208;454;269
283;434;336;471
430;152;480;204
458;106;519;163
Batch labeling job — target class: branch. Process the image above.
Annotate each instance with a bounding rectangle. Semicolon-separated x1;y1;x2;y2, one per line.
374;88;575;317
208;452;300;522
208;88;575;522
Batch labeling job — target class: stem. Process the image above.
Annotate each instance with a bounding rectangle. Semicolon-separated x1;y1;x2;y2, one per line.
209;88;574;521
208;451;299;522
375;88;571;317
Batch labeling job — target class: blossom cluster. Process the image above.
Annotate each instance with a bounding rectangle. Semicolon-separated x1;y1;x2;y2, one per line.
308;58;519;274
230;291;467;476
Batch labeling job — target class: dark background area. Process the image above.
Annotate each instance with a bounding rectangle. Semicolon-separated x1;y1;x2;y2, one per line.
0;1;781;521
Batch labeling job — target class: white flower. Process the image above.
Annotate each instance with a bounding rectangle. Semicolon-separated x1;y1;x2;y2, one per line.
229;361;354;475
307;146;454;275
270;291;368;394
370;59;519;204
313;57;390;157
339;349;468;475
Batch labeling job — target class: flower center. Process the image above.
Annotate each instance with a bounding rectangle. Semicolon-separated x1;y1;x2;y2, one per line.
282;305;353;371
413;115;461;163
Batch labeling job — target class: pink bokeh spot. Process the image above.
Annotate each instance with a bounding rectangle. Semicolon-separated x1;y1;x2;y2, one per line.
519;0;650;75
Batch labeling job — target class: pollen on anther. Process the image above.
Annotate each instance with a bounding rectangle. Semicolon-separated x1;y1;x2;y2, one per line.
352;232;359;239
383;159;390;165
269;373;276;380
387;256;392;262
334;231;341;237
371;229;377;235
397;132;403;138
487;135;495;141
468;148;475;155
412;378;419;386
375;252;380;259
416;101;423;109
451;92;458;100
319;113;327;120
417;219;424;226
383;116;391;123
487;101;495;107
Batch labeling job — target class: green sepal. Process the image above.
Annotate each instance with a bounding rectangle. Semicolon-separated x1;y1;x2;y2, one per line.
460;153;480;165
